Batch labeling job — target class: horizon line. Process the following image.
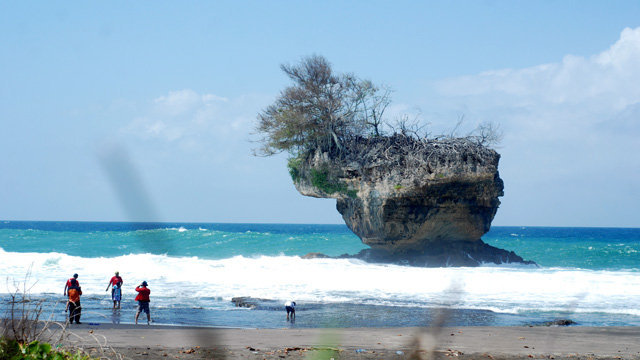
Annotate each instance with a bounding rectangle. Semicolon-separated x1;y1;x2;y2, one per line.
1;219;638;229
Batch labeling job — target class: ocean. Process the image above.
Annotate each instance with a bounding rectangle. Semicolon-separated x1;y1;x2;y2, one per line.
1;221;639;328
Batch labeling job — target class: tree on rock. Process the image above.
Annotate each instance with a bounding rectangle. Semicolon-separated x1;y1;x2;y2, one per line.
255;55;390;157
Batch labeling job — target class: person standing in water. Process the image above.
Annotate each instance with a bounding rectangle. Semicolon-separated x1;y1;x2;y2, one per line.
105;271;123;309
111;283;122;309
135;281;151;325
284;300;296;321
66;278;82;324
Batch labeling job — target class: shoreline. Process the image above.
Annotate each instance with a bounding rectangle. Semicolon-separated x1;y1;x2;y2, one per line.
37;323;640;359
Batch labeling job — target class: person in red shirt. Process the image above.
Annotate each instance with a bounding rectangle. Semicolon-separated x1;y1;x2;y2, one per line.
105;271;124;309
66;278;82;324
63;273;79;296
135;281;151;325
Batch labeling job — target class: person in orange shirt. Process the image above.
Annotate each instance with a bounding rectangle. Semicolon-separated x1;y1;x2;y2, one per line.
63;273;79;296
66;278;82;324
134;281;151;325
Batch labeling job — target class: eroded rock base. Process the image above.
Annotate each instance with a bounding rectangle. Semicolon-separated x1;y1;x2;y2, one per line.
304;240;536;267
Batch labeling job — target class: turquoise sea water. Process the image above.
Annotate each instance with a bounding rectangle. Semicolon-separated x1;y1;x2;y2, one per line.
1;221;639;328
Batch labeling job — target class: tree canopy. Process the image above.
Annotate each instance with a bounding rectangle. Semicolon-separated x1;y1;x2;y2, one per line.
255;55;390;157
255;55;502;159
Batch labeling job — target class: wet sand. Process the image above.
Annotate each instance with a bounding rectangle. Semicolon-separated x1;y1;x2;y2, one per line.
51;324;640;359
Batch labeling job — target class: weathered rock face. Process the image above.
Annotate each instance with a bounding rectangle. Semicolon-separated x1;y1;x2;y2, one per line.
292;135;533;266
335;173;503;251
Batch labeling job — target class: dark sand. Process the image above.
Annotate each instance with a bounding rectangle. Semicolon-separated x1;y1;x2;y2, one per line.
46;324;640;359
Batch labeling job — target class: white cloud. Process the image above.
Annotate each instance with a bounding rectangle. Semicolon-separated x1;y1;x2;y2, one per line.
152;89;228;116
432;27;640;140
436;27;640;113
122;89;267;149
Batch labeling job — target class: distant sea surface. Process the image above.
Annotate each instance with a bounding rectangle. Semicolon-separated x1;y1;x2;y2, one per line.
1;221;639;328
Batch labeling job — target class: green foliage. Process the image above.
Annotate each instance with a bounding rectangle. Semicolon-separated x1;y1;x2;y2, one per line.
309;167;354;196
0;338;20;359
0;338;93;360
21;341;52;359
255;55;391;157
394;184;403;190
287;157;302;182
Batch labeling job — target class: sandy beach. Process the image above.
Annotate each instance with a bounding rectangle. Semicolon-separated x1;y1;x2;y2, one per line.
44;324;640;359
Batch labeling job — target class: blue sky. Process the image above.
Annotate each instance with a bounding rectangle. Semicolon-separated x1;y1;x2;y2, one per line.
1;1;639;227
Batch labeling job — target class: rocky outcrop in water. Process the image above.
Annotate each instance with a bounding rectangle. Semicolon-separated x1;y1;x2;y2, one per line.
291;134;534;267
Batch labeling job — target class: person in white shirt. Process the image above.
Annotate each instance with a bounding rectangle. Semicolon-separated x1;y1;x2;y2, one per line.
284;300;296;321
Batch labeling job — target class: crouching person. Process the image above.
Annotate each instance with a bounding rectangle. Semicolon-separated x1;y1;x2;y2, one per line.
285;300;296;321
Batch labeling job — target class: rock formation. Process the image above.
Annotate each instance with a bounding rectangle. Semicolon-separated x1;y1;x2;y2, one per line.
291;134;534;267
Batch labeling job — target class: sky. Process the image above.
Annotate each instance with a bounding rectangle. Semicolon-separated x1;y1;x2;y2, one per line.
1;1;639;227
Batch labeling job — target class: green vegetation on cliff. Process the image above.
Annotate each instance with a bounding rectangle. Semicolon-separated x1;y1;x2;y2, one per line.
309;167;357;198
287;157;302;182
288;158;356;198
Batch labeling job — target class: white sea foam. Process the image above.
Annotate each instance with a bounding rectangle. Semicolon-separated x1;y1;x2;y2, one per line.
1;247;639;316
166;227;188;232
